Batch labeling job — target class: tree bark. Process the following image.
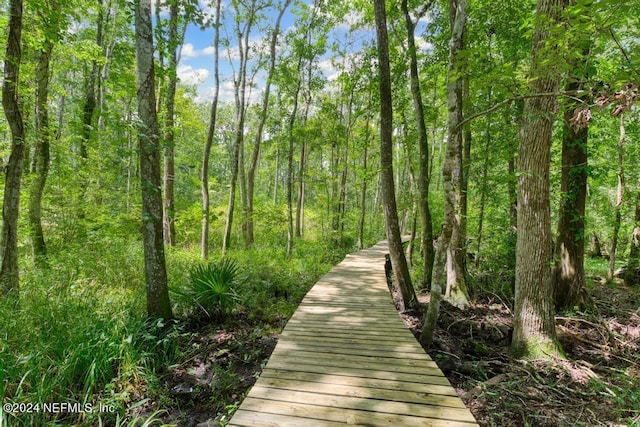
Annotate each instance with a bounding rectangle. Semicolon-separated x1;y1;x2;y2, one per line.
29;33;56;264
553;82;589;310
0;0;25;300
162;0;180;247
443;0;470;307
607;114;625;281
401;0;435;290
201;0;221;260
135;0;172;319
374;0;417;312
286;56;303;257
511;0;564;359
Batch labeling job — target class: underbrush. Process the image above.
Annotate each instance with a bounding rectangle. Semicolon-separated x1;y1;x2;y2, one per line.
1;235;352;426
407;255;640;426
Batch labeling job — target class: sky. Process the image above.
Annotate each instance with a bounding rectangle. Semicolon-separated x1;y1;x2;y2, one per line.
170;0;431;105
172;0;348;104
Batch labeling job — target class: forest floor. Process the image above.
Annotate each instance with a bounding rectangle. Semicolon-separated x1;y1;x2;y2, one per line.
139;276;640;427
401;281;640;427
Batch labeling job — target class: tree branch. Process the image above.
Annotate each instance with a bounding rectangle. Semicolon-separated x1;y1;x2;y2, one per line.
456;91;588;130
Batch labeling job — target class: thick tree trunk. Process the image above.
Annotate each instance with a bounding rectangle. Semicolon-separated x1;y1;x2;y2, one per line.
201;0;221;260
374;0;417;312
442;0;470;308
554;81;589;311
135;0;172;319
511;0;564;360
401;0;435;290
607;115;625;281
0;0;25;300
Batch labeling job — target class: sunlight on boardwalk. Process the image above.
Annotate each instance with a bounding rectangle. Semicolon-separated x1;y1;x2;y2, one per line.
228;241;478;426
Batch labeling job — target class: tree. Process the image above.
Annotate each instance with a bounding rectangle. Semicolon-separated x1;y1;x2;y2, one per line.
0;0;26;300
245;0;291;247
201;0;222;259
511;0;565;359
374;0;417;312
554;60;592;310
135;0;173;319
441;0;471;307
401;0;435;291
29;1;65;264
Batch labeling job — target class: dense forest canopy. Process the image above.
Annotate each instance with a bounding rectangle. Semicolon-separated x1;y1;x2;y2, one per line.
0;0;639;425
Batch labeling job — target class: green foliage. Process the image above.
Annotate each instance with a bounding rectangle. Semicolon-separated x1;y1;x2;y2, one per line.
180;259;240;318
0;238;179;426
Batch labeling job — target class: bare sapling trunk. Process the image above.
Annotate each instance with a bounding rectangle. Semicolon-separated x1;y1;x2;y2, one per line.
201;0;221;259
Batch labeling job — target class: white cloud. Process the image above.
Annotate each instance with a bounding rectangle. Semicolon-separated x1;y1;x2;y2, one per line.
177;64;210;85
180;43;215;59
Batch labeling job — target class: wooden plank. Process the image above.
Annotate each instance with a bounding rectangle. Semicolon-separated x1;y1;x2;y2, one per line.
281;328;424;347
228;410;344;427
280;331;424;353
285;317;408;331
273;347;439;373
263;359;453;386
266;351;444;377
278;340;431;362
260;369;459;396
256;376;467;408
231;399;477;427
245;387;478;423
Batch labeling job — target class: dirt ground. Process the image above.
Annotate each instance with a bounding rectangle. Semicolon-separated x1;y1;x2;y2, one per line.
400;282;640;427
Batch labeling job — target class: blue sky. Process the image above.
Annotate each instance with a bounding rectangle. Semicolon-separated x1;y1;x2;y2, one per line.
171;0;431;104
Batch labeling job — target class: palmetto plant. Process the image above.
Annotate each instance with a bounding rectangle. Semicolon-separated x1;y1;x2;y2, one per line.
187;258;240;317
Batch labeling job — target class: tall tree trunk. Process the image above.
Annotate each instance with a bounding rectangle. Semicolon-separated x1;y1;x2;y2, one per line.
247;0;291;246
29;36;56;264
286;57;303;257
443;0;470;307
135;0;172;319
554;81;590;311
0;0;25;300
201;0;221;259
607;114;625;281
374;0;417;312
80;10;101;161
295;140;307;237
401;0;435;290
475;116;491;267
163;0;180;246
511;0;564;360
223;0;257;252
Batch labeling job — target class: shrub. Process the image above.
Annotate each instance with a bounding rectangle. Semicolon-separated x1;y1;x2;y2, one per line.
182;259;240;317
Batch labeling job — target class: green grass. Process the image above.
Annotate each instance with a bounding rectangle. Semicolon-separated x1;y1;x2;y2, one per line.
1;232;353;426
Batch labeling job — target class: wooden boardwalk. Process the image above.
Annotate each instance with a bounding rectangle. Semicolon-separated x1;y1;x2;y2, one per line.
229;241;478;426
